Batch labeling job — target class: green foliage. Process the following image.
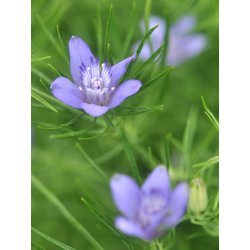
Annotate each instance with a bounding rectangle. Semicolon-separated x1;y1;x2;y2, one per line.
104;4;113;62
31;91;58;113
32;0;218;249
32;175;103;249
32;227;76;250
201;96;219;132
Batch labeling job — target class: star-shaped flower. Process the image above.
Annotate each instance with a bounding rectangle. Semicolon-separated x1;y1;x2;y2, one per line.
110;165;189;240
133;15;207;65
51;36;142;117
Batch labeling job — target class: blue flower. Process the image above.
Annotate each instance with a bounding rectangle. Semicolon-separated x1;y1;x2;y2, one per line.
110;165;189;240
51;36;142;117
133;15;207;65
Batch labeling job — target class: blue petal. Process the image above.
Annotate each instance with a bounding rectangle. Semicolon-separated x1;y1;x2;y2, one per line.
110;55;135;86
133;16;166;62
115;217;162;241
167;34;207;65
140;15;167;45
80;103;110;117
110;174;140;219
109;79;142;109
115;217;147;240
180;34;207;57
69;36;94;85
50;77;84;109
164;182;189;227
141;165;170;197
171;15;196;34
133;41;151;61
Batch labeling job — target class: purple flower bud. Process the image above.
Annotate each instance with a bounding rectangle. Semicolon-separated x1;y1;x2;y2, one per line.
110;165;189;240
50;36;142;117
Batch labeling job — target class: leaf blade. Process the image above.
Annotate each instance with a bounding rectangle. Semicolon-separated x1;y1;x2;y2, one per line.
140;67;173;92
104;4;113;60
31;175;104;250
32;227;76;250
75;143;108;181
31;91;58;113
201;96;219;131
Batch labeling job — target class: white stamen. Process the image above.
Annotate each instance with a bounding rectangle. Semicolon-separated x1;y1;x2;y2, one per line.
80;59;113;105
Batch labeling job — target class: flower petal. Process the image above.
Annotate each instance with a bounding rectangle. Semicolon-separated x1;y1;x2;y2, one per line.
167;34;207;65
133;41;151;61
110;174;140;219
116;217;162;241
110;55;135;86
133;16;166;61
171;15;196;34
115;217;147;240
50;76;84;109
180;34;207;57
69;36;94;85
142;165;170;197
140;15;167;43
109;80;142;109
80;103;110;117
164;182;189;227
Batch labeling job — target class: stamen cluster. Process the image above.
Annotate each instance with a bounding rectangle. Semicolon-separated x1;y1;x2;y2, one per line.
80;58;115;106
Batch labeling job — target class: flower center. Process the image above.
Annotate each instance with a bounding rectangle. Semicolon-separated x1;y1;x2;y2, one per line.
91;77;104;90
141;192;167;214
79;58;114;106
138;189;167;229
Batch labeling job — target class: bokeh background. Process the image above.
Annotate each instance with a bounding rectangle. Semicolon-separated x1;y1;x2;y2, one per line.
31;0;219;249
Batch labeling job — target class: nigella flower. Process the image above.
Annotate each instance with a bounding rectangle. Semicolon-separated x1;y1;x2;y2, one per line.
110;165;189;240
133;15;207;66
51;36;142;117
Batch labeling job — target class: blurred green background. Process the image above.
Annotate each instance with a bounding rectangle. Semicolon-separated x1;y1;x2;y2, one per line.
31;0;219;249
